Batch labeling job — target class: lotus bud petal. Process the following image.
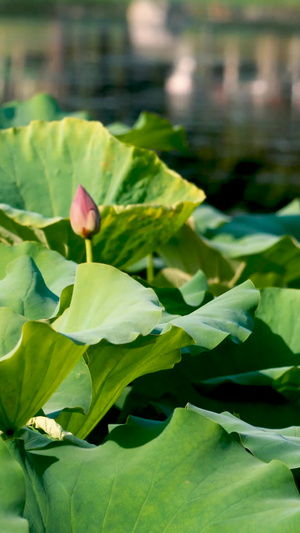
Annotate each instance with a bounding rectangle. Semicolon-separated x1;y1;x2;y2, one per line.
70;185;100;239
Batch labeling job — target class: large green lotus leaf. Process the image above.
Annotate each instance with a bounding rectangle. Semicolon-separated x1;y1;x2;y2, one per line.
54;263;162;345
120;287;299;427
165;280;259;350
15;408;300;532
108;111;189;152
0;93;89;129
0;321;86;433
0;242;76;296
0;438;28;532
0;256;58;320
157;221;244;290
107;281;259;425
0;119;204;266
43;358;92;418
51;263;188;437
189;405;300;470
57;325;192;439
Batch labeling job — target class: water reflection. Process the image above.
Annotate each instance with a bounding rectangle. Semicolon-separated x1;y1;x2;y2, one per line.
0;1;300;210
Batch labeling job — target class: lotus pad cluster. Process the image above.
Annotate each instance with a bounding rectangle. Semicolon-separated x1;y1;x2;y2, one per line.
0;97;299;532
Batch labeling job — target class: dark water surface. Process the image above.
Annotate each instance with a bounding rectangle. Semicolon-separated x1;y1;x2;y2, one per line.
1;1;300;210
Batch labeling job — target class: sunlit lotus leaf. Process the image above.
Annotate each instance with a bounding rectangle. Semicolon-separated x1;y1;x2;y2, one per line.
13;408;300;532
56;275;258;438
0;262;173;436
54;263;162;345
0;119;205;267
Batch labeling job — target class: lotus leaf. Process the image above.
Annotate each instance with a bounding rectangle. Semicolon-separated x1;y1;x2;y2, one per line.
0;308;27;357
108;111;189;152
0;438;28;532
164;280;259;350
0;256;58;320
189;405;300;470
57;325;192;439
119;286;297;426
0;119;204;267
0;93;187;153
0;242;76;296
54;263;162;344
11;408;300;532
0;320;86;433
0;93;89;129
56;277;258;437
193;203;300;288
43;358;92;419
157;221;244;290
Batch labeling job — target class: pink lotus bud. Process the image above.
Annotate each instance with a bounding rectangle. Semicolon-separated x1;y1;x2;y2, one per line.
70;185;100;239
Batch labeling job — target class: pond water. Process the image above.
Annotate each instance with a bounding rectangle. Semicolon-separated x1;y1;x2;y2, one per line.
1;1;300;211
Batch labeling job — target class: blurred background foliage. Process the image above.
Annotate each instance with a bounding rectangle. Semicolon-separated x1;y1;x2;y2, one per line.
1;0;300;211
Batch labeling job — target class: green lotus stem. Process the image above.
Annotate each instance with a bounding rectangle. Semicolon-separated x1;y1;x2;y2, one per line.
85;238;93;263
147;253;154;284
